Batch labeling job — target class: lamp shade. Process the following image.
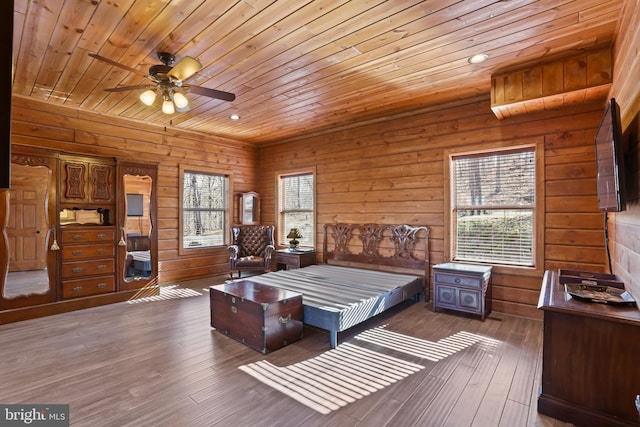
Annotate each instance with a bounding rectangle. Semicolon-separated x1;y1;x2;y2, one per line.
162;98;175;114
172;92;188;108
162;96;176;114
139;89;156;106
286;228;302;249
287;228;302;239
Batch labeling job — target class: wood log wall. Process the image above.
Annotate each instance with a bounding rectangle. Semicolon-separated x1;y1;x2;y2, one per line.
258;98;610;320
607;0;640;303
10;95;259;284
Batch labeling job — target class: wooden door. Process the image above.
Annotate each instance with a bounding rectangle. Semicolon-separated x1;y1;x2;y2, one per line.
7;180;47;271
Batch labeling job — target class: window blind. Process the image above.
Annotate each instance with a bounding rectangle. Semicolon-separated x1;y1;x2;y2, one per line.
182;172;228;248
279;173;314;247
452;149;535;266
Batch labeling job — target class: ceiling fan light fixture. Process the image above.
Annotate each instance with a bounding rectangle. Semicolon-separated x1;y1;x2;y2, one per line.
140;89;156;106
162;97;175;114
172;92;189;109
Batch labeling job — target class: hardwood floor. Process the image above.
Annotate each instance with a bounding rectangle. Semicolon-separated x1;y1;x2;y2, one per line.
0;279;572;427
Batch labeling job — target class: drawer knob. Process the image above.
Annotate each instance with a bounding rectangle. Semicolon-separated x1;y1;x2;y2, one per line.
72;286;83;292
454;278;461;284
230;306;237;314
97;248;106;254
97;264;107;270
97;283;107;289
72;250;82;256
72;267;83;273
72;234;82;240
97;233;106;239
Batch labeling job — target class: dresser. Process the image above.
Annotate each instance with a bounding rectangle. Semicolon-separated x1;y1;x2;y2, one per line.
433;262;492;320
537;270;640;426
1;148;159;323
59;226;117;299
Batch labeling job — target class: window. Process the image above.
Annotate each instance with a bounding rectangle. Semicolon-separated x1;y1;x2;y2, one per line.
450;147;536;266
278;172;314;247
180;169;229;251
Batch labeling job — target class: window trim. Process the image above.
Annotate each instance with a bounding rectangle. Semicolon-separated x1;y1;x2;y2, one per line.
443;139;544;272
275;167;316;249
178;164;233;256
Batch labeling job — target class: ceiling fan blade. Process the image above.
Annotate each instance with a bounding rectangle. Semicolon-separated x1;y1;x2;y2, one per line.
88;53;148;78
168;56;202;82
104;85;153;93
186;85;236;102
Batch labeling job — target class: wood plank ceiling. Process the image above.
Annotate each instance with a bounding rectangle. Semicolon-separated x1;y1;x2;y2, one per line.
12;0;623;145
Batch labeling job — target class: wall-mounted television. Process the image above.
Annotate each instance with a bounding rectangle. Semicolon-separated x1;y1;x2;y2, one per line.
594;98;626;212
126;193;144;217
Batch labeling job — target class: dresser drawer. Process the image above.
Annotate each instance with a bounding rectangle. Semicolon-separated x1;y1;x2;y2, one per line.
434;271;482;288
62;275;115;299
61;259;115;278
60;228;115;244
61;243;115;260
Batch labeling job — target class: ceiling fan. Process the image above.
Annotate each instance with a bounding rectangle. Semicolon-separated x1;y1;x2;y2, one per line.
89;52;236;114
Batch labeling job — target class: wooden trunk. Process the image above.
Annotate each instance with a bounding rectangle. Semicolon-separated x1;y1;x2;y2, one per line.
210;280;303;353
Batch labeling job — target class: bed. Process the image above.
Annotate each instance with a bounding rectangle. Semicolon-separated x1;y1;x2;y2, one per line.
245;223;429;348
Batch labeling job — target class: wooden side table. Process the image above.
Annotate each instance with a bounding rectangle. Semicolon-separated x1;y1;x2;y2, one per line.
275;249;316;270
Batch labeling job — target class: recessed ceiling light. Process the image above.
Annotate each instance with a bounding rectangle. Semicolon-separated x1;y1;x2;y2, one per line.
230;114;240;120
468;54;489;64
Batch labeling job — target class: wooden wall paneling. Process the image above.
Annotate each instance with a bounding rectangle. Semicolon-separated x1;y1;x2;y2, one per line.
607;0;640;304
9;93;617;318
10;97;258;290
491;48;612;119
259;98;609;318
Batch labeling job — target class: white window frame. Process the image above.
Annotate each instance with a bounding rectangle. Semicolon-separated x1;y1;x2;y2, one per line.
179;165;231;255
276;169;316;249
444;141;544;270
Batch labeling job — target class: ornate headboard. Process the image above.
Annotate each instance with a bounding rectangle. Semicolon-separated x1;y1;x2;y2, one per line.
322;223;430;299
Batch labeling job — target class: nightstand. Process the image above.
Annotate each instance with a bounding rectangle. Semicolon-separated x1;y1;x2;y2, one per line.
275;249;316;270
433;262;492;321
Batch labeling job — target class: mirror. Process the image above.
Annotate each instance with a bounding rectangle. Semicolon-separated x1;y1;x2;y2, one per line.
1;162;53;300
240;192;260;224
122;174;153;282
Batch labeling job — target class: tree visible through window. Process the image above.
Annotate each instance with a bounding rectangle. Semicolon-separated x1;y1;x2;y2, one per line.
451;148;535;266
182;171;228;249
279;172;314;247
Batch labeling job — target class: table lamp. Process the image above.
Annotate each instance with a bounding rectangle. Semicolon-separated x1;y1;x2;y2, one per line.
286;228;303;250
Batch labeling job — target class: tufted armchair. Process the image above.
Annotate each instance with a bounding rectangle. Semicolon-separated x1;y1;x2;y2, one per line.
228;225;275;279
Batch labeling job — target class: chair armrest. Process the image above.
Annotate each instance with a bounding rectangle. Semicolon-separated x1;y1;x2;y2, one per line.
228;245;239;260
264;245;276;260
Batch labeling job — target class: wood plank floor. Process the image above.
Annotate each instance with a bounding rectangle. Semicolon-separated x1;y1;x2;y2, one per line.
0;279;573;427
